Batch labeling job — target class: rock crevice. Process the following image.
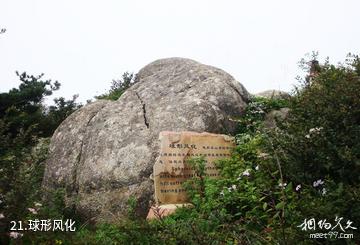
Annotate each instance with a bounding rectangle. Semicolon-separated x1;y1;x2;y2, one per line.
135;91;150;129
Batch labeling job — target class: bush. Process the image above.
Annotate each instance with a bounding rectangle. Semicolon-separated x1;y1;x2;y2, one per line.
95;72;138;101
272;54;360;241
278;54;360;185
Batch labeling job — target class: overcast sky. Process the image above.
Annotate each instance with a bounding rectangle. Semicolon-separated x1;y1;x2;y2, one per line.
1;0;359;104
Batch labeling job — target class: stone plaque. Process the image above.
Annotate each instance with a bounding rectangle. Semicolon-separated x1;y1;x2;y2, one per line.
153;131;235;204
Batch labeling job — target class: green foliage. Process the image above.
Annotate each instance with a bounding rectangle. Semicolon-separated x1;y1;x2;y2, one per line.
0;72;81;244
68;200;164;245
272;53;360;240
73;222;161;245
96;72;138;101
236;95;290;134
179;133;302;243
0;72;57;146
43;95;82;136
0;138;48;244
154;56;360;243
127;196;138;220
182;157;207;208
277;54;360;185
0;72;81;148
2;55;360;244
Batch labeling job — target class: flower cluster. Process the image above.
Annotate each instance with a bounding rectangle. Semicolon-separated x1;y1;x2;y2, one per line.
312;179;327;195
278;182;287;189
220;184;237;196
34;202;42;207
242;169;251;176
305;127;323;139
248;101;265;110
27;202;42;215
258;152;269;159
313;179;324;187
250;108;265;114
237;169;251;180
229;185;237;192
9;232;23;239
28;208;37;215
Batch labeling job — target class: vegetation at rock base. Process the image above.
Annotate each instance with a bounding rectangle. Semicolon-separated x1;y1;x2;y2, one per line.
1;54;360;244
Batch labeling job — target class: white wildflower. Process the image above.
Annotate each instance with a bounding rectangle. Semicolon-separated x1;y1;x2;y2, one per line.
255;165;259;171
278;182;287;189
309;127;323;135
28;208;37;214
258;153;269;159
227;187;232;192
236;176;242;181
295;184;301;191
252;108;265;114
9;232;23;239
313;179;324;187
305;134;311;139
34;202;42;207
231;185;237;190
242;169;251;176
0;213;4;219
220;190;224;196
322;188;327;195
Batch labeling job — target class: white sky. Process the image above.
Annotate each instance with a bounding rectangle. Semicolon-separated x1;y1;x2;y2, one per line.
1;0;359;104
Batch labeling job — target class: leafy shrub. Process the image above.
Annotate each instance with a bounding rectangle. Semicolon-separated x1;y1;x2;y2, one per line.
236;95;290;134
278;54;360;185
95;72;138;101
272;54;360;241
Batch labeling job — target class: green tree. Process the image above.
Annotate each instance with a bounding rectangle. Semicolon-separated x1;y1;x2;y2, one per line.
0;72;82;145
0;72;81;244
96;72;138;100
0;72;59;140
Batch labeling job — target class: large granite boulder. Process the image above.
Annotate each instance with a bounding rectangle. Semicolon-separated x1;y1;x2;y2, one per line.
43;57;250;222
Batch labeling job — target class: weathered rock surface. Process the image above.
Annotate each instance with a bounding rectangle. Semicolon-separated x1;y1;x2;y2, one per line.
43;57;250;222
